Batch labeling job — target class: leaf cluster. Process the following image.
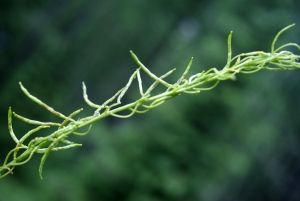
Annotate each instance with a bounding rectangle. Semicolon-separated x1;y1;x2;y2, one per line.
0;24;299;179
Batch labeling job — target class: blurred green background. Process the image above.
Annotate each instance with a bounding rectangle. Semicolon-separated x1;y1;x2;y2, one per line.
1;0;300;200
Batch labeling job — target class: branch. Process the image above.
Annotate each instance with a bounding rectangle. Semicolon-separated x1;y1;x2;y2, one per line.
1;24;299;179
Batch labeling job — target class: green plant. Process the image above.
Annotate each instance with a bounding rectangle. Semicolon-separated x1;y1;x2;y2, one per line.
1;24;299;180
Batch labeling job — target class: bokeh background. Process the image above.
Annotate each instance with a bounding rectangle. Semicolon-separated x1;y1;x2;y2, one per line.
1;0;300;200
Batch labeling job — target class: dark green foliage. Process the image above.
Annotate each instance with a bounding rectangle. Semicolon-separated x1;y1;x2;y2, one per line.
0;0;300;200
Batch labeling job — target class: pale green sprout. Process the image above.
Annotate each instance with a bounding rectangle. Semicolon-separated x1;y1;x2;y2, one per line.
1;24;300;179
